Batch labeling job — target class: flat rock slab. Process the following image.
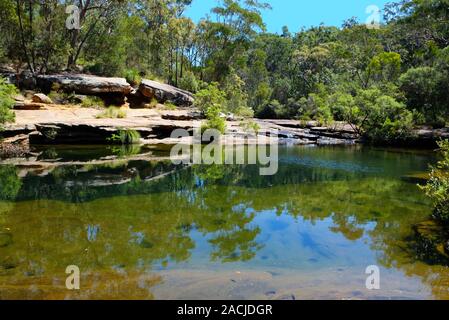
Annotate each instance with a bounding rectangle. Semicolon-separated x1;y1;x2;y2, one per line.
139;79;194;107
37;74;132;95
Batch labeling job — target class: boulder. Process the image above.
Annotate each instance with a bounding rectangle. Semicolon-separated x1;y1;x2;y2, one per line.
139;79;194;107
32;93;53;104
37;74;132;96
126;89;152;108
13;94;26;102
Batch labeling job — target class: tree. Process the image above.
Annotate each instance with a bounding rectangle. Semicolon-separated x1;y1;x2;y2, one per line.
66;0;127;70
194;83;227;134
344;88;414;143
367;52;402;84
201;0;270;81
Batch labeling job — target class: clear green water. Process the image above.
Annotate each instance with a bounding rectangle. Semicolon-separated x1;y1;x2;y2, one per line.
1;145;448;300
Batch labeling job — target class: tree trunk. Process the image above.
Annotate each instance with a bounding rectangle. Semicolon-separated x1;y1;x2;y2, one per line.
16;0;34;74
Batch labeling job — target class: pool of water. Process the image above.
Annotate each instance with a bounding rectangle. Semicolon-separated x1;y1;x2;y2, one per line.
1;145;448;300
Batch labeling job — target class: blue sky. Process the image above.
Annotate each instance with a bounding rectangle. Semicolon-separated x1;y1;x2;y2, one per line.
185;0;391;33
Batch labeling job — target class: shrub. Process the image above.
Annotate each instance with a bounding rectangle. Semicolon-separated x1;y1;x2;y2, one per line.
194;83;227;134
342;88;414;144
221;72;253;117
124;68;142;87
48;91;82;105
0;78;16;130
298;93;333;125
81;96;105;108
108;129;141;145
201;104;227;135
240;120;260;134
256;100;281;119
422;140;449;224
194;82;226;115
328;92;355;121
162;102;177;110
146;97;159;108
178;71;199;93
399;67;447;124
96;106;127;119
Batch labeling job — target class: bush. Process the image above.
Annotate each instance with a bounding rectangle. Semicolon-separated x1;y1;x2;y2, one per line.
194;82;226;116
201;104;227;135
107;129;141;145
328;92;355;121
298;93;333;125
399;67;447;124
178;71;199;93
96;106;127;119
343;88;414;144
194;83;227;134
240;120;260;134
81;96;105;108
0;78;16;130
422;140;449;224
256;100;284;119
124;68;142;87
221;72;253;117
162;102;177;110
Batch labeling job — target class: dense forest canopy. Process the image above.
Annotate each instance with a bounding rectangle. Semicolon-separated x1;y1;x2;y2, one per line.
0;0;448;142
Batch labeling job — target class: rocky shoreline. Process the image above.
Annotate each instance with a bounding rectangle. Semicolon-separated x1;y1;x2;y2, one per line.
1;73;448;157
2;106;449;158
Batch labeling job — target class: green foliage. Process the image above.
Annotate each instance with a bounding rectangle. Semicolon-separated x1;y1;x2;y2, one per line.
123;69;142;87
399;67;447;126
256;100;286;119
328;92;356;121
194;83;227;134
222;71;253;117
0;78;16;130
298;92;333;125
367;52;402;83
240;120;260;134
108;129;141;145
346;89;414;144
96;107;127;119
194;83;226;116
178;71;199;93
0;0;448;143
0;165;22;200
109;144;142;158
201;105;227;135
422;140;449;224
81;96;105;108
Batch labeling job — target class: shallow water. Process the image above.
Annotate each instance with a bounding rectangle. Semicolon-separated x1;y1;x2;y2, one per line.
1;145;448;300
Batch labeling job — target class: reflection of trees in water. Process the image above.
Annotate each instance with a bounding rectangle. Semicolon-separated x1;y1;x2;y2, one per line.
0;165;22;201
1;158;449;298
